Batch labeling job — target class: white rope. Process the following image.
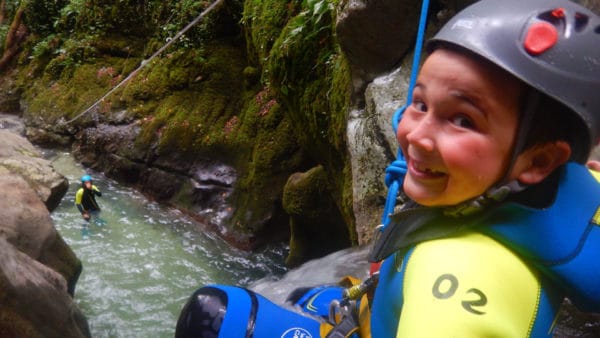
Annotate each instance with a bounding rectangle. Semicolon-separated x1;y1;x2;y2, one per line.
64;0;225;124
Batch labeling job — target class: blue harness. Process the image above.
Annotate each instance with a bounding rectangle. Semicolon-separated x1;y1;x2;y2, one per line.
484;162;600;312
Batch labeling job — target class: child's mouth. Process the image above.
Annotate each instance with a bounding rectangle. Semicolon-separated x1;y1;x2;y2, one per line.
411;161;446;179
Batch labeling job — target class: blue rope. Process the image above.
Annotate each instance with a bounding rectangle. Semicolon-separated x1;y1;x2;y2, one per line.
381;0;430;227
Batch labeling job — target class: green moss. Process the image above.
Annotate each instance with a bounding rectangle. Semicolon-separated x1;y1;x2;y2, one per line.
260;0;355;242
18;33;158;125
0;24;9;53
267;0;349;150
242;66;259;84
242;0;301;66
129;39;251;160
226;84;307;233
283;165;327;216
283;164;352;265
43;54;70;80
22;62;115;122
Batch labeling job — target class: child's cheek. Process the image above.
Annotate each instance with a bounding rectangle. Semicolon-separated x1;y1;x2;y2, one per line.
397;122;409;153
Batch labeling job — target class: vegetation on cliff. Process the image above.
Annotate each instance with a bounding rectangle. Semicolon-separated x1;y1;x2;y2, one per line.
0;0;355;260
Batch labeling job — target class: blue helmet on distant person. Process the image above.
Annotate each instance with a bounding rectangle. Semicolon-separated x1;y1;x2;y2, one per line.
81;175;92;183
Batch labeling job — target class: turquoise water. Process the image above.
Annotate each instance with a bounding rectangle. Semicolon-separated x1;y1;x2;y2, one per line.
47;151;287;338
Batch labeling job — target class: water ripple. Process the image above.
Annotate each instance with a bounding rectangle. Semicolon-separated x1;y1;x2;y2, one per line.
48;152;287;338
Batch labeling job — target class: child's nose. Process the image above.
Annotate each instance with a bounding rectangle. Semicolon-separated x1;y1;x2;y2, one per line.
406;116;436;152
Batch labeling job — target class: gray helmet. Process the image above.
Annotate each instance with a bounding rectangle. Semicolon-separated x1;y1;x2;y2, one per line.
428;0;600;162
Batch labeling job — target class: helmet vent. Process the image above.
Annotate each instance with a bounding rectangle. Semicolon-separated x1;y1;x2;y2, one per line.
538;9;591;34
539;9;565;26
574;13;589;32
551;8;566;19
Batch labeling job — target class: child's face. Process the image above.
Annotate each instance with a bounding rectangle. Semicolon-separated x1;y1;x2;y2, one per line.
84;181;92;189
397;48;526;206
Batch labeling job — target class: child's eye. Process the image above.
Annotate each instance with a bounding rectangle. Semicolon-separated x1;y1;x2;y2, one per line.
450;115;475;129
413;101;427;112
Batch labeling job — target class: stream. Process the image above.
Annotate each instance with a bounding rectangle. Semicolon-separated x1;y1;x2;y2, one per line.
47;150;290;338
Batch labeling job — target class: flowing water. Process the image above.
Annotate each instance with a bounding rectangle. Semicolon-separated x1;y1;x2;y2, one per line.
47;150;288;338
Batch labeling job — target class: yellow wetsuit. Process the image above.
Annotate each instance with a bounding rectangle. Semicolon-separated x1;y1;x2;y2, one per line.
370;163;600;337
75;185;102;213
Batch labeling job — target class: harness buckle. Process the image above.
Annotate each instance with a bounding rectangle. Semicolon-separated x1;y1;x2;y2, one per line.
326;299;359;338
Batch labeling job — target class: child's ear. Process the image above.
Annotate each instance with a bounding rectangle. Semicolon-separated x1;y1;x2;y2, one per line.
514;141;571;185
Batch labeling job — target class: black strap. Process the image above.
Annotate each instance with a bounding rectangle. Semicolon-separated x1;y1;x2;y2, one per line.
369;205;489;262
325;300;360;338
325;317;359;338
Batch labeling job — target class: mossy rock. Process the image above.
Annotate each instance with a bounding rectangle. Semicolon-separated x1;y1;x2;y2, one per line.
283;165;351;267
262;0;356;244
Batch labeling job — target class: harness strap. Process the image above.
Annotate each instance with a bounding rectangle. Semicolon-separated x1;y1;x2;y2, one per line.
325;313;359;338
324;274;380;337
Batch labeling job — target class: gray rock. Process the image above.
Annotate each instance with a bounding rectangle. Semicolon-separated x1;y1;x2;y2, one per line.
336;0;420;91
0;113;25;135
0;121;88;336
0;237;90;337
0;168;56;259
347;63;411;244
0;129;68;211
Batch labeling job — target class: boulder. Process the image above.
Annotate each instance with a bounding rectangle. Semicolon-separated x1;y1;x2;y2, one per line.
283;166;351;267
0;165;82;295
335;0;421;90
0;237;90;337
0;129;68;211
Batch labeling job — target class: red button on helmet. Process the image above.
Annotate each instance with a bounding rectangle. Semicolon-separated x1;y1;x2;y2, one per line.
524;22;558;55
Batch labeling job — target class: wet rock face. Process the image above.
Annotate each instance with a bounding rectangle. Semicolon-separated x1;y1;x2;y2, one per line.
0;168;56;258
347;66;411;244
26;126;73;148
0;73;22;114
335;0;421;89
188;161;236;217
0;119;71;258
71;122;242;242
555;298;600;337
72;122;143;171
193;161;237;187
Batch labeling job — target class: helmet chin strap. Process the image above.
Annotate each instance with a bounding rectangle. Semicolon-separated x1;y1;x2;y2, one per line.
501;89;541;185
443;180;527;217
444;89;541;218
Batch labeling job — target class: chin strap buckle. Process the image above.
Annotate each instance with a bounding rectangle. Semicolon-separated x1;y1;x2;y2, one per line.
444;180;527;218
